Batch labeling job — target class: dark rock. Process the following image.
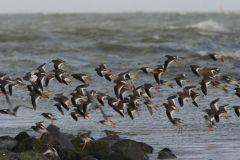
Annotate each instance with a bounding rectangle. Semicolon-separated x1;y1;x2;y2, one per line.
0;149;47;160
112;139;149;160
14;132;30;141
157;148;177;159
137;141;154;154
41;125;75;150
98;135;120;147
0;136;15;141
11;137;43;153
107;151;125;160
0;139;17;150
71;137;109;155
81;155;98;160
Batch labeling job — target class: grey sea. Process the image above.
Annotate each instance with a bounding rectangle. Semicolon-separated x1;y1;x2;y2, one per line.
0;13;240;159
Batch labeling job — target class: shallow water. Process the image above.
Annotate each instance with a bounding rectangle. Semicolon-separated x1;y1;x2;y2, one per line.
0;13;240;159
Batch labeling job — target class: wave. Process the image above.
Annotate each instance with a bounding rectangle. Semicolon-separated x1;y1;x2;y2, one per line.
187;20;227;31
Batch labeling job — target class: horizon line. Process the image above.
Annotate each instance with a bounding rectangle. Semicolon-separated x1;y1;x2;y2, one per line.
0;11;239;15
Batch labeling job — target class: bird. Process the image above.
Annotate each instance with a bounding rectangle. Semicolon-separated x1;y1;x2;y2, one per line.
204;115;215;132
71;74;92;84
170;118;184;134
214;104;231;123
190;65;208;77
144;99;158;115
102;130;121;136
0;94;32;116
174;73;191;88
98;106;116;128
164;55;182;72
38;142;59;160
232;106;240;117
41;113;57;125
209;53;226;62
31;121;49;139
76;131;94;150
52;59;69;69
222;76;239;87
30;92;42;110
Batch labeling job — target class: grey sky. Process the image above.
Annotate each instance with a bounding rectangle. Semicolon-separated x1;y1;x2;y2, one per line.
0;0;239;13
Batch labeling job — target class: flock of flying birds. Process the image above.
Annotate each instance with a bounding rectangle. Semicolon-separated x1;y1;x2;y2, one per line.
1;53;240;157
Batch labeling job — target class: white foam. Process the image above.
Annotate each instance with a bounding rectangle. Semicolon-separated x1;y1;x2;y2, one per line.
187;20;227;31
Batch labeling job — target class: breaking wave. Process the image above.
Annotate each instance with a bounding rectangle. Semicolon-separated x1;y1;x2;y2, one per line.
187;20;227;31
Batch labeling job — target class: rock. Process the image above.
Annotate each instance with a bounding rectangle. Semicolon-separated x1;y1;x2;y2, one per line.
107;151;125;160
0;149;47;160
137;141;154;153
0;136;15;141
41;125;75;150
71;137;109;155
0;139;17;150
81;155;98;160
53;145;86;160
14;132;30;141
98;135;120;147
157;148;177;159
112;139;149;160
11;137;43;153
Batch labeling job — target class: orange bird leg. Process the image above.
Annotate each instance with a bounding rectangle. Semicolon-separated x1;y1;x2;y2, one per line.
137;111;140;116
221;57;227;60
81;100;84;107
212;86;217;88
135;76;140;79
21;85;27;91
154;106;158;111
203;69;208;72
178;128;180;134
111;124;116;128
80;143;86;150
156;89;161;92
207;126;210;132
64;64;69;67
51;119;53;125
202;98;205;100
188;81;191;83
151;96;154;98
68;102;72;106
140;103;141;107
181;127;183;134
227;117;231;122
223;87;228;91
218;76;221;82
68;82;72;87
85;113;89;118
88;78;92;83
212;81;217;85
130;90;133;93
38;134;43;140
167;72;170;74
188;101;191;107
42;94;47;98
170;83;174;86
50;155;52;160
177;61;182;66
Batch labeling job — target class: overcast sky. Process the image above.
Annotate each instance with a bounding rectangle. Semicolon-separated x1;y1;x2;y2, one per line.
0;0;239;13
